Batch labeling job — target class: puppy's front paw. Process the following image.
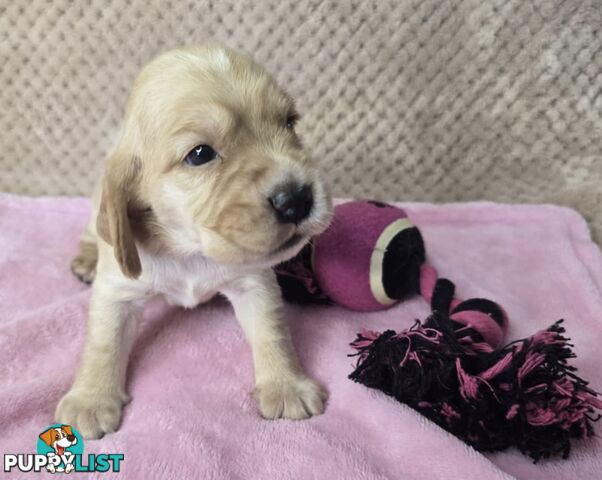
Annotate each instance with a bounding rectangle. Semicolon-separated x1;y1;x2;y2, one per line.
254;376;328;420
55;389;127;439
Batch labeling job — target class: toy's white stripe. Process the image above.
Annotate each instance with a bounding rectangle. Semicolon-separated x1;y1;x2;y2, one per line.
369;218;414;306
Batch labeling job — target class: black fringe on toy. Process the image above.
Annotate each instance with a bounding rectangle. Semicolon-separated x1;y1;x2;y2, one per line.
349;279;602;462
275;244;331;305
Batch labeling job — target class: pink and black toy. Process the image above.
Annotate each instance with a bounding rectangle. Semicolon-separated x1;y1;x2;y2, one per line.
275;200;602;461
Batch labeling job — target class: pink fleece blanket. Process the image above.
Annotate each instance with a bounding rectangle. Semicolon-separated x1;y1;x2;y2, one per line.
1;194;601;480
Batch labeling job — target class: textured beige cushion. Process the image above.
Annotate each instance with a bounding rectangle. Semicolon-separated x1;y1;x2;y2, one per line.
1;0;601;240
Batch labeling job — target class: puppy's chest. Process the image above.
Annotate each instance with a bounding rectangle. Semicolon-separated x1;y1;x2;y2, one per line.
149;258;233;309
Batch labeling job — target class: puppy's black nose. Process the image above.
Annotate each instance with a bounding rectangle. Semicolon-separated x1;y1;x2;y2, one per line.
269;183;314;224
67;435;75;442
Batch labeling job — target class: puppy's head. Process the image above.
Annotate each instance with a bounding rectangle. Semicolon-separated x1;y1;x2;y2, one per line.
39;425;77;449
97;46;332;277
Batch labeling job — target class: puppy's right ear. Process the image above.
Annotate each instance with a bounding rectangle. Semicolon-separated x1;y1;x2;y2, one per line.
96;151;142;279
39;428;54;447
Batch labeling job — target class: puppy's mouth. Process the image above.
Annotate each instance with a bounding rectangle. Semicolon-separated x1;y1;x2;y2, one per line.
275;233;305;253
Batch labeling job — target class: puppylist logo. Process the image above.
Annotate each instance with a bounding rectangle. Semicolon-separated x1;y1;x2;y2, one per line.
3;424;124;474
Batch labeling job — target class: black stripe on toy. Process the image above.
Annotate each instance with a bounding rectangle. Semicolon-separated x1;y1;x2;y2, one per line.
381;226;426;300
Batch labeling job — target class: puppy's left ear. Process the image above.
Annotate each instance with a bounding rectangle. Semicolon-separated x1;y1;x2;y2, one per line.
96;149;143;279
62;425;73;436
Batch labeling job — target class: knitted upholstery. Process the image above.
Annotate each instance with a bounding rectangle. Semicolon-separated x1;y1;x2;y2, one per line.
1;0;601;240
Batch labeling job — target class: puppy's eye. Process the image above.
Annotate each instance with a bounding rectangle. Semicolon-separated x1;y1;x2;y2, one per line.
285;114;299;130
184;145;219;166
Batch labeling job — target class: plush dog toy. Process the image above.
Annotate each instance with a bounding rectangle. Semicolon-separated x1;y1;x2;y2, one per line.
275;200;602;461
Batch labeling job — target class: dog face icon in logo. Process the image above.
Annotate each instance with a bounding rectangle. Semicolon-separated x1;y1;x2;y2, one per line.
38;424;81;473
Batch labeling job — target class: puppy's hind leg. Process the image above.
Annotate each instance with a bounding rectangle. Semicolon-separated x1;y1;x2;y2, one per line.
71;223;98;284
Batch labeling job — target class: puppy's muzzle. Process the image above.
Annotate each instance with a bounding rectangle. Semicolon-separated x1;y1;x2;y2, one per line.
269;183;313;224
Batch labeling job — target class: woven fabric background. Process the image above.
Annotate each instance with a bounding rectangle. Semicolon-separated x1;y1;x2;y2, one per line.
1;0;601;240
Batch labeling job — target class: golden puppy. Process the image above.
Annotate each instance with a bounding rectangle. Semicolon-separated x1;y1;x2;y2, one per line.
55;45;333;439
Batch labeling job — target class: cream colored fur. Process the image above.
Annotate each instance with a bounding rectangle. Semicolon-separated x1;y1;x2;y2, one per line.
55;45;333;439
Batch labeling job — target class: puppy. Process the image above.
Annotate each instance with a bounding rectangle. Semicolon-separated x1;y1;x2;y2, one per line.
55;45;333;439
39;425;77;473
39;425;78;455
